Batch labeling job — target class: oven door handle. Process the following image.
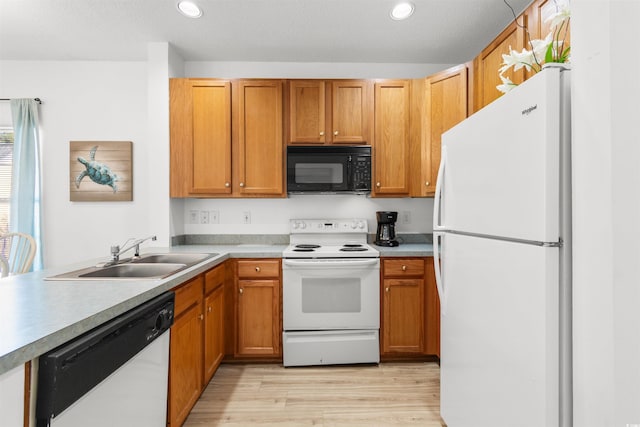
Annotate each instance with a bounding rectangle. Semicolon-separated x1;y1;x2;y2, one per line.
283;259;380;268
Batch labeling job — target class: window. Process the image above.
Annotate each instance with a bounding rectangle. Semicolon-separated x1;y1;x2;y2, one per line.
0;126;13;235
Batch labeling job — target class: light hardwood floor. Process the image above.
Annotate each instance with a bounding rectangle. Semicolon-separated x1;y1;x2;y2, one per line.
183;362;443;426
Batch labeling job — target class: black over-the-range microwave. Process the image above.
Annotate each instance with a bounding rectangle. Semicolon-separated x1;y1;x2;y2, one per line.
286;145;372;194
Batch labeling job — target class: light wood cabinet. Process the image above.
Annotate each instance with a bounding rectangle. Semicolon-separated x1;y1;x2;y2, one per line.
203;265;225;384
235;259;282;358
372;80;411;197
170;79;232;197
411;65;468;197
169;276;204;427
234;80;285;196
286;79;373;145
381;258;425;355
168;263;227;427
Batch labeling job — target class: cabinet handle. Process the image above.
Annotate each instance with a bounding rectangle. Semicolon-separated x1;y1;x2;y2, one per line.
239;288;243;294
385;287;390;292
198;314;204;321
255;266;261;272
208;306;212;313
319;131;325;136
425;181;430;186
402;265;407;271
239;182;245;187
376;182;381;187
225;182;230;187
333;130;339;136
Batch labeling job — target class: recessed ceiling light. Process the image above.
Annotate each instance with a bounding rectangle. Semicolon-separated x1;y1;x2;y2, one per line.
390;2;415;20
177;1;202;18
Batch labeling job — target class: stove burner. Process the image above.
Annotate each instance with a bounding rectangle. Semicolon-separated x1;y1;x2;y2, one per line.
340;247;368;252
293;248;315;252
343;244;363;248
295;244;321;249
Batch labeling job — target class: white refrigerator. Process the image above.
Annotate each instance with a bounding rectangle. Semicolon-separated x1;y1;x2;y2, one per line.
433;66;572;427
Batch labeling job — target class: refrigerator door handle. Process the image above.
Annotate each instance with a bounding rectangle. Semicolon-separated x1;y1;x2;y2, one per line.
433;147;447;231
433;231;446;314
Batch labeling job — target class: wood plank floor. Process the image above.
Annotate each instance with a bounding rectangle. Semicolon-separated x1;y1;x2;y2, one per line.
183;362;444;426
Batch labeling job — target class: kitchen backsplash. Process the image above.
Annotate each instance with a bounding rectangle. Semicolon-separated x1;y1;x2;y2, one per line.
171;195;433;238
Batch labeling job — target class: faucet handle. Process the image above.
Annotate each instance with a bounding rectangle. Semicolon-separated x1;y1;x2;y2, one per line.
111;245;120;257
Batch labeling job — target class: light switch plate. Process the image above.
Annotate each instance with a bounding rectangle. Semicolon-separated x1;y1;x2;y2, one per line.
189;210;199;224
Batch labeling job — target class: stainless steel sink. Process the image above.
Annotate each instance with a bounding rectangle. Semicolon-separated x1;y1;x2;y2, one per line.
45;252;218;281
130;253;215;265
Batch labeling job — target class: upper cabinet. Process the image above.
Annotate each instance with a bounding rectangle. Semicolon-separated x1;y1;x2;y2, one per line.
234;80;285;197
170;78;285;198
372;80;411;197
170;79;232;197
286;79;373;145
411;65;468;197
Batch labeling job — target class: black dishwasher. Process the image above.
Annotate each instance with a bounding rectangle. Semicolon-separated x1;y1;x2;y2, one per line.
36;291;174;427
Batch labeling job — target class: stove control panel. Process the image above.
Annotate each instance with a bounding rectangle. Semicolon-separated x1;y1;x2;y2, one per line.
290;219;368;233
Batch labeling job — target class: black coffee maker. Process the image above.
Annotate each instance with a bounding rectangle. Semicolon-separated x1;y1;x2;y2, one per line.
375;211;399;247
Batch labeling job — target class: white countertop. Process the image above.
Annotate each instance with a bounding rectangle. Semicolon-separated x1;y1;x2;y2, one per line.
0;243;432;374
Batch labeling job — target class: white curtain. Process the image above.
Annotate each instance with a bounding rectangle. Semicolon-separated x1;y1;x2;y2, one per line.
10;99;43;270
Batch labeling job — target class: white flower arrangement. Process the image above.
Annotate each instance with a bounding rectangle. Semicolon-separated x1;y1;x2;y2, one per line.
497;2;571;93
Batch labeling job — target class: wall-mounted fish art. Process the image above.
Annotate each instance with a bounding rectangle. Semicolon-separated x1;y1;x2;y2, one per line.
70;141;132;201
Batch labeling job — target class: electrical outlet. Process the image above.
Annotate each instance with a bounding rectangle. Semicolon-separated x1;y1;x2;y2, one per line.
210;210;219;224
401;211;411;224
189;210;199;224
242;211;251;224
200;210;210;224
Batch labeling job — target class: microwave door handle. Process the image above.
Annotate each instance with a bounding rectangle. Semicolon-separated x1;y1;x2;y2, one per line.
346;155;353;188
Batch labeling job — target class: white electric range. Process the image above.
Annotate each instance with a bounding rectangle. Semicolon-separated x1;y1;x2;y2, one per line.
282;219;380;367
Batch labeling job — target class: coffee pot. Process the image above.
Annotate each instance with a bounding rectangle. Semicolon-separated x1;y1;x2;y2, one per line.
375;211;399;247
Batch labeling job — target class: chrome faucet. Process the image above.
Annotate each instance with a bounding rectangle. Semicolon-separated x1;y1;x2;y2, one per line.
110;235;157;263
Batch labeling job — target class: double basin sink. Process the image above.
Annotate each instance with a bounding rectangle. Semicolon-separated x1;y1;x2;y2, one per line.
46;253;218;281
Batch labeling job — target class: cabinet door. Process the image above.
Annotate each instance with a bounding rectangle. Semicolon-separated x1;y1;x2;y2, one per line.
236;279;281;356
424;258;440;357
373;80;411;196
169;301;203;427
236;80;284;196
170;79;232;197
203;285;224;384
288;80;326;144
330;80;373;144
382;278;425;354
422;65;468;196
473;20;526;111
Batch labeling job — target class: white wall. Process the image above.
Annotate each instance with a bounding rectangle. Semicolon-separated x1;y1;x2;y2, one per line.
0;60;152;267
572;1;640;425
183;196;432;236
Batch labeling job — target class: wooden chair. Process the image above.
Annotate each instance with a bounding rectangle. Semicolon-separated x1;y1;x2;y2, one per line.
0;232;36;277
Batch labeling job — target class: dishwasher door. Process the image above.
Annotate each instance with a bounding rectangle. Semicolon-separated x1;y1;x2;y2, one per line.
36;292;174;427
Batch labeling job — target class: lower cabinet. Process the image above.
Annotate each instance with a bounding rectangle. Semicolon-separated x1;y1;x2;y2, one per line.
168;262;226;427
235;259;282;358
380;257;440;358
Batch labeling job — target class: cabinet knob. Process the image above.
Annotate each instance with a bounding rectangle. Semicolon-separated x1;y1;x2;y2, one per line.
376;182;381;187
425;181;430;186
319;131;325;136
225;182;230;187
239;288;243;294
198;314;204;321
239;182;245;187
402;265;407;271
208;306;212;313
255;266;261;272
333;130;339;136
385;287;390;292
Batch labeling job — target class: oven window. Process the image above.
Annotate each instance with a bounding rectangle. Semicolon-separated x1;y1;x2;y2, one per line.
301;278;361;313
295;163;343;184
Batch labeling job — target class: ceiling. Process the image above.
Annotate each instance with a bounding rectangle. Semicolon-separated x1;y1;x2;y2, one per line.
0;0;531;64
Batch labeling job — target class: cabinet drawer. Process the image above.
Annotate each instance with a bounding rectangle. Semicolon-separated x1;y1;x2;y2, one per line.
205;263;225;294
173;275;204;316
383;259;425;277
237;260;280;278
